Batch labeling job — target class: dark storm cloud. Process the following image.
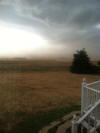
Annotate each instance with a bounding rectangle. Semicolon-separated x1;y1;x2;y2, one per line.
1;0;100;30
0;0;100;59
15;0;100;28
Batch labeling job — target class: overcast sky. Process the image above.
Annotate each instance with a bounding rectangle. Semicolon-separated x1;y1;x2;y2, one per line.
0;0;100;60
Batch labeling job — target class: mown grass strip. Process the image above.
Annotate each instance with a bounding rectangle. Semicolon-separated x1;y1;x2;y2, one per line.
9;105;80;133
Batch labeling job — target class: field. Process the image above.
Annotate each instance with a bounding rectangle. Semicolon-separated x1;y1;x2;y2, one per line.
0;60;99;133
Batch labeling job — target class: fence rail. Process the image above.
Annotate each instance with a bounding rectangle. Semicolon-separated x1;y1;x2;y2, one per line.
81;79;100;114
72;79;100;133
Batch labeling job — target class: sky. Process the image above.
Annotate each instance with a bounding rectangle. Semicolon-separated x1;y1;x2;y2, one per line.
0;0;100;60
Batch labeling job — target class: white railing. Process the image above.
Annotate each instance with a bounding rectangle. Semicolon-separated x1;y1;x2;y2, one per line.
81;79;100;114
72;79;100;133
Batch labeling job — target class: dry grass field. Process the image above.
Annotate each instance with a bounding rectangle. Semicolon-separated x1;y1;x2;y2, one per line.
0;60;99;132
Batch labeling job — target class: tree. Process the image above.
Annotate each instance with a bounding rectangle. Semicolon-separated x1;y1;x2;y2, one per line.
70;49;94;74
97;61;100;66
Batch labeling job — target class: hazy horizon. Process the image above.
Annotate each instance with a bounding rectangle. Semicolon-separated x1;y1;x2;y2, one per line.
0;0;100;60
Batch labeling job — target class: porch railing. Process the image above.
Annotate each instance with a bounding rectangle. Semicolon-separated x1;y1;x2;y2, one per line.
72;79;100;133
81;79;100;114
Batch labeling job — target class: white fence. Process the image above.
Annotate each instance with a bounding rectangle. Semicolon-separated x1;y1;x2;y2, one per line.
72;79;100;133
81;79;100;115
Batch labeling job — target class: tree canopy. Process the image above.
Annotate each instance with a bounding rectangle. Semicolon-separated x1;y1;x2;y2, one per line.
70;49;94;74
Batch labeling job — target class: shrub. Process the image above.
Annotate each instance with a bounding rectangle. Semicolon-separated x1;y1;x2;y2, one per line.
97;61;100;66
70;49;95;74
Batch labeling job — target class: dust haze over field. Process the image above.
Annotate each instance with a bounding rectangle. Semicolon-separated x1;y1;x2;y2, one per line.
0;0;100;132
0;0;100;59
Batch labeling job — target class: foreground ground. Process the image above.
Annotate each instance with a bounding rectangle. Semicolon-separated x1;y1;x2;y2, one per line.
0;60;99;132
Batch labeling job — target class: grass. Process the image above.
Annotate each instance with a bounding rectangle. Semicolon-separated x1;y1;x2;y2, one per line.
0;60;99;132
0;60;69;72
8;105;80;133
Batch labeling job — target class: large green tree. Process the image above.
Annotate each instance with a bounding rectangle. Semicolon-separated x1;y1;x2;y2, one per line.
70;49;94;74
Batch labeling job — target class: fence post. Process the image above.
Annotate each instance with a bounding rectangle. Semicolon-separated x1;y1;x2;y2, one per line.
81;78;87;115
72;115;78;133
